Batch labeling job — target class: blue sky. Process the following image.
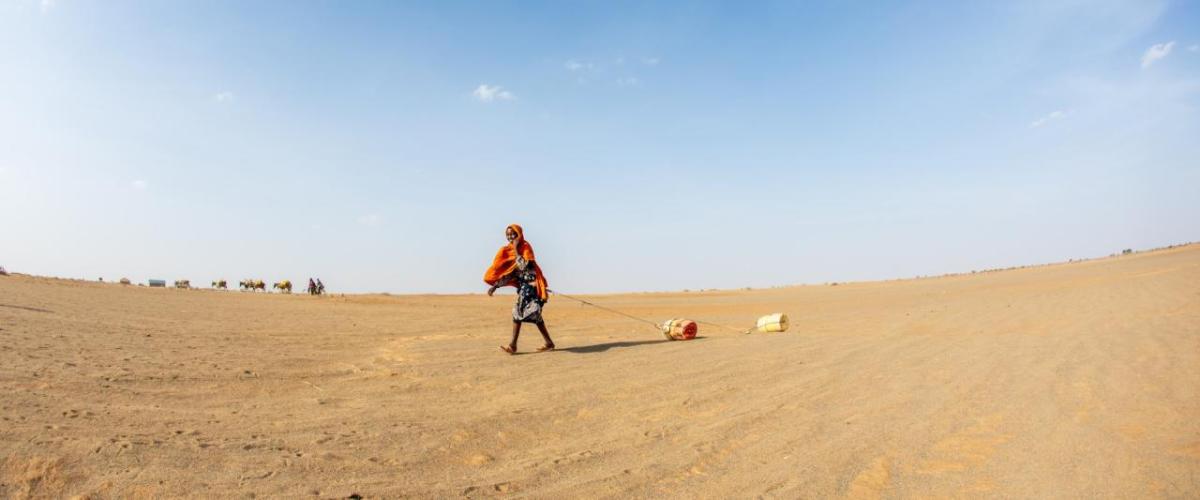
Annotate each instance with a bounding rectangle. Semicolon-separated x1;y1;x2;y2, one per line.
1;0;1197;293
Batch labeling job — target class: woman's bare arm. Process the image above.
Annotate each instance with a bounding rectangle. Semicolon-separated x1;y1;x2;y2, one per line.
488;274;516;296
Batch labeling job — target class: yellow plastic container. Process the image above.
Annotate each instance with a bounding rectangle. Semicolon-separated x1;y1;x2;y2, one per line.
754;313;789;333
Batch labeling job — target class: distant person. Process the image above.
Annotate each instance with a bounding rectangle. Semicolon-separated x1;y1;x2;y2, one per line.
308;278;317;295
316;279;325;295
484;224;555;354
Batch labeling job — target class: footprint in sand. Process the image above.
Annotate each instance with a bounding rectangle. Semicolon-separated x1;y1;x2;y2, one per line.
917;414;1011;474
844;456;890;499
450;429;476;443
1173;441;1200;459
552;450;595;465
465;453;494;465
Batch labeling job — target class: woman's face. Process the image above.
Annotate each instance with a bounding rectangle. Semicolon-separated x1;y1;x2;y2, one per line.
505;228;517;242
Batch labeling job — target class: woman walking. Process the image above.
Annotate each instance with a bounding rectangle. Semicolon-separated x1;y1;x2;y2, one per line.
484;224;555;354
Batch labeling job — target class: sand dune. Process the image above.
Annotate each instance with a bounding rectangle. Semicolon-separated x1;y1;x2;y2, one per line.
2;246;1198;498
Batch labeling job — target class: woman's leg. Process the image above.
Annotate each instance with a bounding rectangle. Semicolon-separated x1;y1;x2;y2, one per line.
508;320;522;351
535;320;554;349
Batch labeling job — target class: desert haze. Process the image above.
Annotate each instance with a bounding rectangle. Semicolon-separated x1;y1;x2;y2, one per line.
1;246;1198;498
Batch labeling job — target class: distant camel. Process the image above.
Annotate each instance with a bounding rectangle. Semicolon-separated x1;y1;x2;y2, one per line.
119;277;131;285
174;280;191;289
211;279;228;290
240;279;266;292
273;280;292;294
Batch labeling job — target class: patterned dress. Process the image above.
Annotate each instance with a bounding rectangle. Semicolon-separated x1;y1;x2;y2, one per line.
506;255;544;323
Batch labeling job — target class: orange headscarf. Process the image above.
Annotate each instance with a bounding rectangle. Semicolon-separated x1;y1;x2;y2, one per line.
483;224;549;301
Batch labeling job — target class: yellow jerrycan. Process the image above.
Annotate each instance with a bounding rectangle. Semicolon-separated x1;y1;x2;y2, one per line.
751;313;789;333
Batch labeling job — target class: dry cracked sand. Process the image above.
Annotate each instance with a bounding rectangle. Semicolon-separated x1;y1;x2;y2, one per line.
2;245;1198;498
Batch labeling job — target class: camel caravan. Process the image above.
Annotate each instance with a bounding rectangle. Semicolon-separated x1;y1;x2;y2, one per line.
235;278;324;295
123;276;325;295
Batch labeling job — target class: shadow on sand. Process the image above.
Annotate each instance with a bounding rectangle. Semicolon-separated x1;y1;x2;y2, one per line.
561;337;703;354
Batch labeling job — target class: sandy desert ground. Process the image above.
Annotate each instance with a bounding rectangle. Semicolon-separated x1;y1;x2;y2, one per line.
2;245;1198;498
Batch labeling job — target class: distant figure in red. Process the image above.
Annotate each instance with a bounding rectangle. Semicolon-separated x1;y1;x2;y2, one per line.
484;224;554;354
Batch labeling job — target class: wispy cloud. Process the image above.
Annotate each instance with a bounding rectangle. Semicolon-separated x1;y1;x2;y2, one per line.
131;179;148;190
564;60;595;72
472;84;515;102
565;56;657;76
1029;110;1066;128
212;91;235;103
1189;44;1199;53
616;77;639;86
1141;41;1175;69
39;0;54;13
357;213;381;227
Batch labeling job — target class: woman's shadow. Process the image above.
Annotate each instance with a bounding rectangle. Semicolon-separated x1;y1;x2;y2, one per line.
561;338;702;354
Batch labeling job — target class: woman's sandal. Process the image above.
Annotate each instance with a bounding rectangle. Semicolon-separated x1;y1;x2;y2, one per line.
535;345;555;353
499;345;516;355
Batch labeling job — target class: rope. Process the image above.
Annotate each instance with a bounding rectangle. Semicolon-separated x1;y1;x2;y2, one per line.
693;319;754;334
549;289;755;334
548;289;661;329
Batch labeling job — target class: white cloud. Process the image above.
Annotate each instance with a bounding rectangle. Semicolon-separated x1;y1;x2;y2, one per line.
1141;41;1175;69
40;0;54;13
1030;110;1067;128
1189;44;1199;53
564;60;594;72
357;214;381;227
472;84;514;102
212;91;235;103
641;57;660;66
131;179;148;190
615;56;625;65
616;77;639;86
